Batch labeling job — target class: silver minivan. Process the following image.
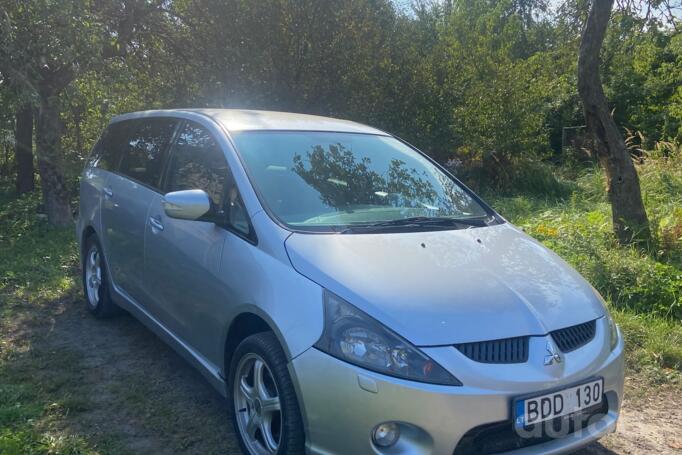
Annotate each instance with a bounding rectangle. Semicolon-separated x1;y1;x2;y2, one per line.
77;109;624;455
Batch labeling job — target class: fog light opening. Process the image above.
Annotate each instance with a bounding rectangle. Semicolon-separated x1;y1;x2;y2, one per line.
372;422;400;448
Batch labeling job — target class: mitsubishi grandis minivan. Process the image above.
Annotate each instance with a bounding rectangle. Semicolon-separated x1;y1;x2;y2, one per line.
77;109;624;455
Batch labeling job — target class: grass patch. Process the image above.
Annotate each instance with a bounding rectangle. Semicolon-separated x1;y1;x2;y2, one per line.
0;343;111;455
0;183;105;455
0;189;78;307
614;310;682;381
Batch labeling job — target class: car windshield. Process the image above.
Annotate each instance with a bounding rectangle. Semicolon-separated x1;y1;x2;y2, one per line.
232;131;494;232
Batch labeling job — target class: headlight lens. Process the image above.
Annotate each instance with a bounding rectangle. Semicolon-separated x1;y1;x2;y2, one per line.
592;286;619;352
606;313;619;351
314;290;461;386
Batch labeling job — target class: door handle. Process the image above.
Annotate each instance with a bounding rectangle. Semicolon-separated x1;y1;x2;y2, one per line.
103;187;113;198
149;216;164;232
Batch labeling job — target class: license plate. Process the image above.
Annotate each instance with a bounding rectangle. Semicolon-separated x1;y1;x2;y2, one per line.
514;378;603;429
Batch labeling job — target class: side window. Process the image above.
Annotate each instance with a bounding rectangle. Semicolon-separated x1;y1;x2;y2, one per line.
90;121;130;171
227;182;250;235
166;122;228;206
86;135;105;169
118;118;177;188
166;122;252;237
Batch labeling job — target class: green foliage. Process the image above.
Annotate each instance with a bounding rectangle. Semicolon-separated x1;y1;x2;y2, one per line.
436;1;567;161
0;0;102;83
603;14;682;145
2;0;679;192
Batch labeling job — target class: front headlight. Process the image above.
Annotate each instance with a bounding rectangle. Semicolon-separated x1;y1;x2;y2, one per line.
314;290;462;386
592;286;619;352
606;313;619;351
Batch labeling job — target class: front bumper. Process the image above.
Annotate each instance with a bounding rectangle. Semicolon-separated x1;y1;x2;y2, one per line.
289;324;624;455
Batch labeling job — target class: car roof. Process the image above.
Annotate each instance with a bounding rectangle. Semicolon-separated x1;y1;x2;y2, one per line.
110;109;389;136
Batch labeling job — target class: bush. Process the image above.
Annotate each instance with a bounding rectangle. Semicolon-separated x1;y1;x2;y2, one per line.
462;156;576;199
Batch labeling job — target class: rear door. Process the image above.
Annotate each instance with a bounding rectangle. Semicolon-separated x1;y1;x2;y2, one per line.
100;117;179;304
144;120;255;358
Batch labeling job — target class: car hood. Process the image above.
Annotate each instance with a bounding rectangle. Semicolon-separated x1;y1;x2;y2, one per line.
284;223;605;346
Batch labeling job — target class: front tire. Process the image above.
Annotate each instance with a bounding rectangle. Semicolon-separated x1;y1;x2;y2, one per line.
229;332;305;455
82;234;119;317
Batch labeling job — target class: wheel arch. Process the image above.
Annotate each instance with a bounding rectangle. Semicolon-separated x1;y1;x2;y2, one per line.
223;310;287;379
80;225;97;260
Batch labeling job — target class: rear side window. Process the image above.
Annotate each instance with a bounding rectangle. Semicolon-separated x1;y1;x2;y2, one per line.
118;118;178;188
165;122;228;206
89;121;130;171
86;136;105;169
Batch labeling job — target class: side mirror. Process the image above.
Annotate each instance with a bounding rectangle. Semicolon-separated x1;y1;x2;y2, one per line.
162;189;211;220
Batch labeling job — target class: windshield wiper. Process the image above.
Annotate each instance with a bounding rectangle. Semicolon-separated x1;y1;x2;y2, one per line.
338;216;494;233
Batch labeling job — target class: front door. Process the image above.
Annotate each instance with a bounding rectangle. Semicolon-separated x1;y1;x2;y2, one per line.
144;120;253;358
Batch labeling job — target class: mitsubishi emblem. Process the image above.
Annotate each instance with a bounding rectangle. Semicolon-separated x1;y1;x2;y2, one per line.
544;341;562;366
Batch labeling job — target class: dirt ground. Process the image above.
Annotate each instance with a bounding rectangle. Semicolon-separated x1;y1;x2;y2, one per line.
6;294;682;455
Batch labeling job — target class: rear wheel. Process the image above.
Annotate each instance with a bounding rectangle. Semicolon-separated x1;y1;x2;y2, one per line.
229;332;305;455
82;235;119;317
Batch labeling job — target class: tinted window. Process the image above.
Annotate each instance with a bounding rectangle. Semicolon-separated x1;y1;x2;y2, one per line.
166;122;228;206
90;121;131;171
118;119;178;188
87;136;105;169
166;122;252;237
226;181;250;236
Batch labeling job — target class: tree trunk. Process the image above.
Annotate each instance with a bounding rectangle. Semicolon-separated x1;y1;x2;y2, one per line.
36;94;72;227
577;0;650;245
14;103;35;193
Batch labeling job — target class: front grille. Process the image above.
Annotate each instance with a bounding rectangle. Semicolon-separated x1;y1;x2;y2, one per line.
550;319;597;353
453;397;608;454
455;336;529;364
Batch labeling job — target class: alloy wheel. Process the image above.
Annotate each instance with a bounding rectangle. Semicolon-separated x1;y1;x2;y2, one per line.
85;245;102;308
233;353;282;455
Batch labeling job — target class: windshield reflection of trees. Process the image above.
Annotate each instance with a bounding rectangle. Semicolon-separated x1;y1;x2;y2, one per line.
291;142;478;216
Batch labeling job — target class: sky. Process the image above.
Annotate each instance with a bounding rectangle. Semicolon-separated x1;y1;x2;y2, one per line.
391;0;681;22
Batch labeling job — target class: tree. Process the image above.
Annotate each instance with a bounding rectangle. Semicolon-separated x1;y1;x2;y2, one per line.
0;72;35;193
577;0;651;245
0;0;166;226
602;14;682;146
1;1;87;224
